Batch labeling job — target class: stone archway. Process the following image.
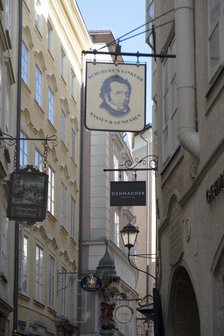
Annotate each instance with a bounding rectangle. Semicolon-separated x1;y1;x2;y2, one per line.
171;267;200;336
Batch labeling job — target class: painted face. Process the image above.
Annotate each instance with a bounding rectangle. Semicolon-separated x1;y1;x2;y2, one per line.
106;82;130;112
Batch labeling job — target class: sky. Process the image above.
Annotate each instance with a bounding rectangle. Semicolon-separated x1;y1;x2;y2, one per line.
76;0;152;123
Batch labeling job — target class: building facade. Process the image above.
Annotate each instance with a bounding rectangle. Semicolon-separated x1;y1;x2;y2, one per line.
149;0;224;335
17;1;91;335
0;0;19;334
132;124;157;335
80;30;140;336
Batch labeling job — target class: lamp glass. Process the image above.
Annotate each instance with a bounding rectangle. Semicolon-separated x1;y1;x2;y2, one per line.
120;223;139;249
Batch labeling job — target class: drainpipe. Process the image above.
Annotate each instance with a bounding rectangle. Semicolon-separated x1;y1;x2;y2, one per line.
174;0;200;160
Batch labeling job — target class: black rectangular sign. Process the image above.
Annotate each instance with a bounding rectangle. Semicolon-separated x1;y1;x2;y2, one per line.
110;181;146;206
7;170;48;222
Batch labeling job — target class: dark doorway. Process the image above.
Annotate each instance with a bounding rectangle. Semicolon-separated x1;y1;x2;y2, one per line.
172;267;200;336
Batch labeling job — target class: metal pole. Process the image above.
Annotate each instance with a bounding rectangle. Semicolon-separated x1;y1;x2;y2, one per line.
82;50;176;59
13;0;22;334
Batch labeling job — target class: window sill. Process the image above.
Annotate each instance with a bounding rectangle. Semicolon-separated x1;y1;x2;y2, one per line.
47;211;57;224
205;64;224;116
34;100;44;114
60;225;68;237
0;272;8;283
33;299;45;308
60;140;69;152
18;292;31;301
47;306;57;316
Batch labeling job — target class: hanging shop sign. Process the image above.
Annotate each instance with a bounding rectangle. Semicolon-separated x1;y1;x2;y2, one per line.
206;171;224;204
110;181;146;206
115;305;134;324
85;62;146;132
81;274;102;292
7;165;48;222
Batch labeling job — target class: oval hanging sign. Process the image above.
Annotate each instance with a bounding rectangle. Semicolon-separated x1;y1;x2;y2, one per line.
81;273;102;292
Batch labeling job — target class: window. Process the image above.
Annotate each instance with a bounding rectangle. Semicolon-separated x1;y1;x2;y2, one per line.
48;255;55;308
113;153;119;181
60;266;66;315
70;197;75;239
34;149;43;171
20;131;28;167
162;39;178;164
114;212;120;246
5;0;11;34
61;183;67;228
35;65;42;106
35;0;42;33
48;166;55;215
147;0;155;51
48;87;54;124
35;245;44;302
47;21;54;55
60;48;66;80
21;42;29;84
71;129;76;161
4;79;9;133
71;70;77;99
21;236;28;294
0;217;8;278
207;0;224;81
61;110;66;143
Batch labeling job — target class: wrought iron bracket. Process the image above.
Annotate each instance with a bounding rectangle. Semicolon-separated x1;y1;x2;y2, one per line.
0;131;57;147
104;155;158;174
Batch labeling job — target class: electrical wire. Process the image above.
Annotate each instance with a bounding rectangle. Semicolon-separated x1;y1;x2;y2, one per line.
96;8;175;51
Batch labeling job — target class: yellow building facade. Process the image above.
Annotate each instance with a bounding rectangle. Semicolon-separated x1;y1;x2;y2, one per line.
0;0;19;334
17;1;91;335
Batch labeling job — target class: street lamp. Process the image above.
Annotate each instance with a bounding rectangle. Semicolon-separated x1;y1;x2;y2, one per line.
120;222;139;250
120;224;164;336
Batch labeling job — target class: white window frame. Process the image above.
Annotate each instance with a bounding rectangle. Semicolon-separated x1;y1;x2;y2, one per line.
35;0;42;33
35;65;42;106
71;70;77;100
60;48;66;80
21;236;28;294
60;266;66;315
113;152;119;181
207;0;224;81
61;110;66;143
5;0;11;34
35;245;44;303
22;42;29;85
20;131;28;167
70;196;75;239
61;183;67;228
34;148;43;171
71;129;76;161
47;20;54;55
48;255;55;308
48;166;55;215
48;87;54;124
114;212;120;247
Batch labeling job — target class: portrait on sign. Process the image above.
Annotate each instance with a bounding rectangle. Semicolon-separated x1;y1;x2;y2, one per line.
85;62;146;132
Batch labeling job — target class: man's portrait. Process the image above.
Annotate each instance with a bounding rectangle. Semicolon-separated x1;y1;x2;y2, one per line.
85;62;146;132
99;75;132;117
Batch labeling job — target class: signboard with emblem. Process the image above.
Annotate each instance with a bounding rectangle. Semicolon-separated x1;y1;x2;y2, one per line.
81;273;102;292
